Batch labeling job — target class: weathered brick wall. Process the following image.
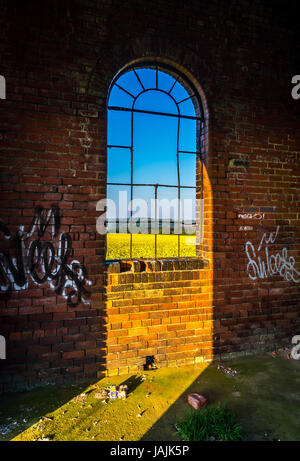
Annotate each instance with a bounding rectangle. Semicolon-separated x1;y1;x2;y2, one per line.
105;260;213;376
0;0;299;391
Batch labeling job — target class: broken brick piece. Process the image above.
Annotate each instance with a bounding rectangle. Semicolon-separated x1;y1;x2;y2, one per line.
187;393;207;410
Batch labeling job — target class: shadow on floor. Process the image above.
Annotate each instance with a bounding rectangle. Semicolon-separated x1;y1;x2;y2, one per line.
141;354;300;441
2;354;300;441
0;378;97;441
119;374;146;395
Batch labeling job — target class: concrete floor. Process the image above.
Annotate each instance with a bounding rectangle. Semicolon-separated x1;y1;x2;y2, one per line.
1;353;299;441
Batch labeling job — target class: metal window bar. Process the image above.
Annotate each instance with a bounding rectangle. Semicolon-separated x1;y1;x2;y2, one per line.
114;82;135;99
130;100;134;258
177;95;195;105
107;182;196;189
176;107;181;257
168;77;178;95
107;105;203;121
133;69;145;91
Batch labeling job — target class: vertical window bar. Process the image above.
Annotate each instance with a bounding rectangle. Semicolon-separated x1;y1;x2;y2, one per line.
130;107;134;259
176;115;181;257
154;184;158;259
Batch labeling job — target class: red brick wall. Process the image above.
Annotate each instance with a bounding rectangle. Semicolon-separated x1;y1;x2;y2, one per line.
0;0;299;391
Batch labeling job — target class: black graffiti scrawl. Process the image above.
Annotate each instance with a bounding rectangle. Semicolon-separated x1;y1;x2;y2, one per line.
0;206;91;307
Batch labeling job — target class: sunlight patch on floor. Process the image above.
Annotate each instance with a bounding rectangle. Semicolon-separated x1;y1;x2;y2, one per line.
12;363;209;441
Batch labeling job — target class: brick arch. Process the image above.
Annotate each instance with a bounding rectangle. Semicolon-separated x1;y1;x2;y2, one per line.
86;34;212;111
87;33;212;178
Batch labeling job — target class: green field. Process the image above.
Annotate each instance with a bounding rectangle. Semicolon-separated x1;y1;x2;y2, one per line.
106;234;196;259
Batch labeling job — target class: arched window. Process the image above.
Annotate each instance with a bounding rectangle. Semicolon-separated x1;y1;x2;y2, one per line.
106;63;204;260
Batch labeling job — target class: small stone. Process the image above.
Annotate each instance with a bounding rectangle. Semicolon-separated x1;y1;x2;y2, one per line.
187;393;207;410
94;390;109;400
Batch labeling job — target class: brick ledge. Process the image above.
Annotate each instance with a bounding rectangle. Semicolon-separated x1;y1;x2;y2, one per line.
105;258;209;273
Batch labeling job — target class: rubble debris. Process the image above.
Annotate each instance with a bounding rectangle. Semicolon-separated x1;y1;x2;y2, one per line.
94;388;110;400
118;385;128;399
187;393;207;410
232;391;241;397
269;347;293;360
72;394;88;403
217;364;239;377
94;385;128;400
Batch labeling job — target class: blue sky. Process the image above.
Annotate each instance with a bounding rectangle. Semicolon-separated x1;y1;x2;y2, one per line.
107;68;197;222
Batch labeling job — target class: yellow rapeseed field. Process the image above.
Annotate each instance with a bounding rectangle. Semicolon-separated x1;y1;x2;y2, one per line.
106;233;196;259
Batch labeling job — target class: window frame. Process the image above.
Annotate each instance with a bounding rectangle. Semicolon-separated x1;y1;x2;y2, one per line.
106;62;205;260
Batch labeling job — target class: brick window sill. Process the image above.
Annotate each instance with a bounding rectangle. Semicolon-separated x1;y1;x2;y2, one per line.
105;258;209;273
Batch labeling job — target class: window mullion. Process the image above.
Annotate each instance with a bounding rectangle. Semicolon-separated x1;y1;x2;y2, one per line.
177;114;181;258
130;107;134;259
154;185;158;259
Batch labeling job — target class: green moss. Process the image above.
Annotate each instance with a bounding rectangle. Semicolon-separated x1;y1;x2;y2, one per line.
11;365;207;441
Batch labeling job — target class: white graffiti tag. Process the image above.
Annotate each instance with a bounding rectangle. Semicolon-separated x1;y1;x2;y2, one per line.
245;226;300;283
238;213;265;220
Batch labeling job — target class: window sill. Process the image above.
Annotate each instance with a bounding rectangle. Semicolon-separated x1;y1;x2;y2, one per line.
105;258;209;273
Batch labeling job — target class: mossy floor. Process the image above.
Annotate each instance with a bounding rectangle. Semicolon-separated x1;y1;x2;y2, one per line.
1;354;299;441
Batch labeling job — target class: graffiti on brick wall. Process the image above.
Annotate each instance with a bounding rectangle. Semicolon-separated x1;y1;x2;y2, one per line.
245;225;300;283
238;207;277;231
238;212;265;220
0;206;91;306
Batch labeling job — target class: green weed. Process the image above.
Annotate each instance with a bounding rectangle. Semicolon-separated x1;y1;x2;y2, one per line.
176;403;245;441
